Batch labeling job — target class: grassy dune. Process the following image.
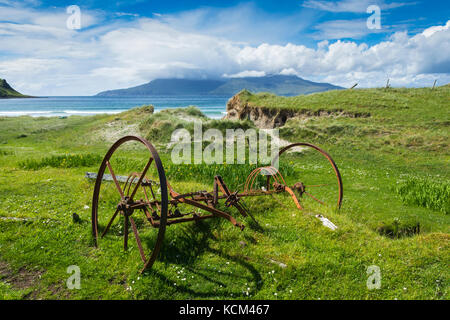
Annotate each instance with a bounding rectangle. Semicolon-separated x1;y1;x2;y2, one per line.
0;87;448;300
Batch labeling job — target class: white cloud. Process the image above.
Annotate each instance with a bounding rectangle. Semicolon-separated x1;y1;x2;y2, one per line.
312;19;384;39
422;20;450;37
233;22;450;87
223;70;266;78
279;68;301;76
302;0;414;13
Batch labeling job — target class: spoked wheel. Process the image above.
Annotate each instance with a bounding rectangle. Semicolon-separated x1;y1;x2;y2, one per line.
92;136;168;272
271;143;343;211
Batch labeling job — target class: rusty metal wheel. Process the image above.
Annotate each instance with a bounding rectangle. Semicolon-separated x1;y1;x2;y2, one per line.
91;136;168;272
271;143;343;210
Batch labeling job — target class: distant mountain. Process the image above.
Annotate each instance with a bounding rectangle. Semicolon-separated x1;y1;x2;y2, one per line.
96;75;342;97
0;79;33;98
211;75;342;96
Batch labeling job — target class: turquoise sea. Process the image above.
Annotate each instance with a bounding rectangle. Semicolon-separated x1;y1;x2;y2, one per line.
0;96;230;119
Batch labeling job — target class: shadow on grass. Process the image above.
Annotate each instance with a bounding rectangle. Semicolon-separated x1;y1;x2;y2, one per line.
141;219;263;298
246;219;265;233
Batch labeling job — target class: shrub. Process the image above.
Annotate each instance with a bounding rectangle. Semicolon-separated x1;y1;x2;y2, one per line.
185;106;206;118
203;119;255;133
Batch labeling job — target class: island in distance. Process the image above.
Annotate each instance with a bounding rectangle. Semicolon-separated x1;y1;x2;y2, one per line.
95;75;343;97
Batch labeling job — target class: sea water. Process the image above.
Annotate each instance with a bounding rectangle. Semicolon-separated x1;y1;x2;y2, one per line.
0;95;230;119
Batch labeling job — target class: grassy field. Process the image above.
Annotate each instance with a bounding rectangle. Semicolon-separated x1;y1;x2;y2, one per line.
0;87;448;300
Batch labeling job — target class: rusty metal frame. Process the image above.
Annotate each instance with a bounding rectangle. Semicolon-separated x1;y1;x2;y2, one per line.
91;137;343;273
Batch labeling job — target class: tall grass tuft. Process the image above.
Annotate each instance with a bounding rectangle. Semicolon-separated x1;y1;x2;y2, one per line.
395;177;450;214
19;154;102;170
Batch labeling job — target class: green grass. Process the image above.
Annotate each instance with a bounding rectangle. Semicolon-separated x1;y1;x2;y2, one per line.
241;86;449;118
396;177;450;214
18;154;103;170
0;87;449;300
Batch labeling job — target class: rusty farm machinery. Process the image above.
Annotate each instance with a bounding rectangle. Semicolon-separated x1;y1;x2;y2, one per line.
91;136;343;273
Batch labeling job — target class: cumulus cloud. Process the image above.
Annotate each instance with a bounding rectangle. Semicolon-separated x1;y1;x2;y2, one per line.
0;2;448;95
422;20;450;37
234;24;450;87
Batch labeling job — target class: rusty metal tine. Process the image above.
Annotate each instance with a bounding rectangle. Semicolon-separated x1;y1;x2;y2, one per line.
142;176;160;211
130;217;146;263
305;192;326;205
265;167;280;185
213;179;218;205
124;216;129;250
143;206;153;221
270;166;287;186
249;167;267;191
123;173;135;197
142;181;151;203
244;168;258;191
266;166;285;186
237;200;258;223
130;158;153;200
306;184;331;188
101;207;120;238
285;186;303;210
247;166;281;192
234;202;249;218
126;174;138;197
148;181;161;212
245;168;262;192
106;161;125;200
250;167;276;192
215;176;230;196
248;168;263;192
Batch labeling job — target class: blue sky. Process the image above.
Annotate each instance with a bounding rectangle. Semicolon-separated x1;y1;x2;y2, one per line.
22;0;450;45
0;0;449;95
